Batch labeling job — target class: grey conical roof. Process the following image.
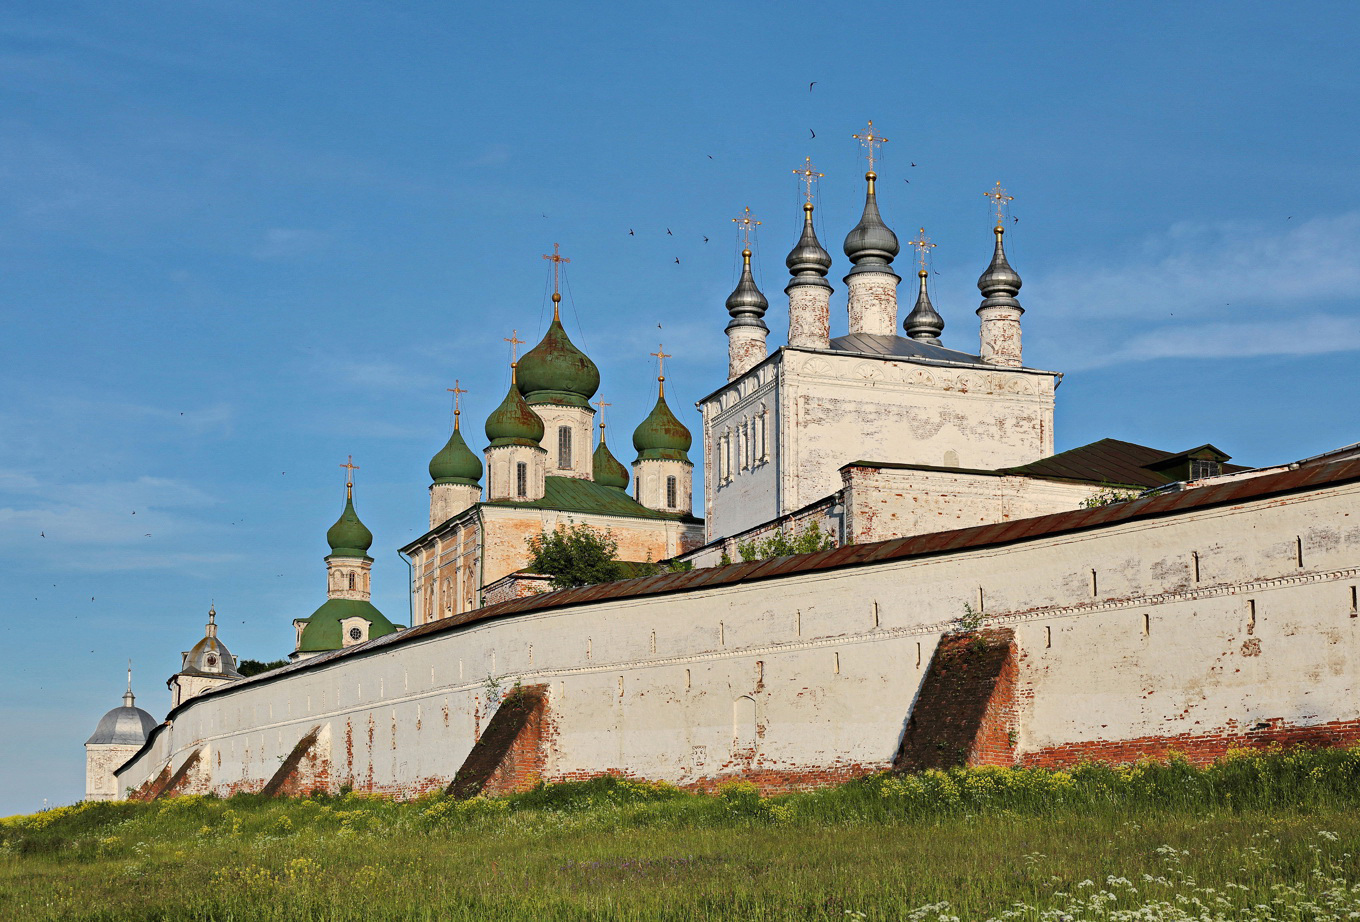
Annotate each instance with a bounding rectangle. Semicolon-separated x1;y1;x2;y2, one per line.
785;203;832;293
903;270;944;344
976;224;1023;314
725;249;769;333
843;172;900;278
86;690;157;746
177;607;244;680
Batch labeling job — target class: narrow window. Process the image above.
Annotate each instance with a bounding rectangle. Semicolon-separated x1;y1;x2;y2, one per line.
873;600;880;628
833;652;840;674
795;610;801;637
916;642;922;667
755;660;764;684
685;668;691;690
515;462;528;498
1045;625;1052;649
978;587;985;612
666;476;678;508
587;638;592;660
1091;569;1098;597
649;630;657;654
1143;613;1150;636
348;572;356;590
1296;536;1304;568
1248;599;1257;628
558;426;572;470
1192;552;1201;583
618;676;624;698
634;474;641;500
1351;586;1358;617
528;644;534;666
719;621;725;646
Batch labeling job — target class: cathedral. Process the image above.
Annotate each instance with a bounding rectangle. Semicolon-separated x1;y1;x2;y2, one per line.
89;122;1314;802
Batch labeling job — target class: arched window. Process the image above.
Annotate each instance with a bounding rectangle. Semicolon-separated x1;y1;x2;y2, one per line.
558;426;572;470
347;572;356;591
516;462;528;498
666;475;678;508
944;449;960;468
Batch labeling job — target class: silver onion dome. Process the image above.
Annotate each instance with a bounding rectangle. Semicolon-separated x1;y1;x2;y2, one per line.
843;171;900;277
785;202;833;293
904;270;945;344
976;223;1023;311
725;249;769;332
86;689;157;746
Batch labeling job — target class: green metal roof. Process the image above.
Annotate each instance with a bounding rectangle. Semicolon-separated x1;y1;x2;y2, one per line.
484;475;698;522
296;598;400;652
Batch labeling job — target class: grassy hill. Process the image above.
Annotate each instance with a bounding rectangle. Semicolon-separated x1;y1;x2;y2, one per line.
5;746;1360;921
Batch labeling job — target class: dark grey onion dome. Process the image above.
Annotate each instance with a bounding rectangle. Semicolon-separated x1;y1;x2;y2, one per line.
725;249;769;333
976;223;1023;311
784;203;833;293
843;172;900;277
904;270;945;345
86;690;157;746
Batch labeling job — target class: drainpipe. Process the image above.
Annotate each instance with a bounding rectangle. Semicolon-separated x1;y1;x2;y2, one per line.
397;548;414;628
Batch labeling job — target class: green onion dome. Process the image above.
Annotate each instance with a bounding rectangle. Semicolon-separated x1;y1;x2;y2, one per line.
632;380;692;463
485;368;545;447
428;420;483;486
326;489;374;559
592;427;631;489
515;295;601;408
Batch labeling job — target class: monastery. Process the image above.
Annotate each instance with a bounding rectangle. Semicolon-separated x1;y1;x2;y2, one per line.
87;124;1360;801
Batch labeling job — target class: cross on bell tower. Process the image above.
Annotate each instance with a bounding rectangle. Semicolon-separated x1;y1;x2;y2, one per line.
852;120;889;172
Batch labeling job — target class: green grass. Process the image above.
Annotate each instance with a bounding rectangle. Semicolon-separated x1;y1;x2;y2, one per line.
5;746;1360;920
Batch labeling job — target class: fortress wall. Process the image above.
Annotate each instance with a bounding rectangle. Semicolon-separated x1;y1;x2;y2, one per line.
117;478;1360;798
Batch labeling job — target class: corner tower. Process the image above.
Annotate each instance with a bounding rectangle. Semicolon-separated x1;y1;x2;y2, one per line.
292;461;400;660
725;208;769;381
169;605;243;707
977;182;1024;367
785;159;833;350
844;121;900;336
86;665;157;800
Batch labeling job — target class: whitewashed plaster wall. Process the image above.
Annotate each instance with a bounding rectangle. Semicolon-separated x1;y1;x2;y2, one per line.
701;346;1058;540
118;479;1360;798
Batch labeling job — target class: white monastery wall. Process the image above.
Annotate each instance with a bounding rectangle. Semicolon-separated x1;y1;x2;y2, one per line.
117;478;1360;798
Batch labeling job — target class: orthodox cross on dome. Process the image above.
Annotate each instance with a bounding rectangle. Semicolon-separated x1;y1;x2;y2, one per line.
593;398;611;429
447;380;467;429
907;227;936;272
542;243;570;317
792;157;824;204
650;344;671;394
984;181;1014;228
503;330;525;364
340;454;360;498
732;207;761;249
852;120;888;172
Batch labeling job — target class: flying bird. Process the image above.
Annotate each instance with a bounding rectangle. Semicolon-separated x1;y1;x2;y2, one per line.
903;179;909;183
911;162;917;167
667;228;673;236
809;81;817;92
809;129;816;139
1013;216;1019;224
629;229;635;236
703;236;709;243
674;257;681;264
707;155;713;159
40;531;44;537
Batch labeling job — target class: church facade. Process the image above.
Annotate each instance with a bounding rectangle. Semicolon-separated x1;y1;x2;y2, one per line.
87;124;1360;803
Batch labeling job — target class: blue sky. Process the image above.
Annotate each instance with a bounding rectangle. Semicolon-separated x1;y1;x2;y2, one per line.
2;1;1358;815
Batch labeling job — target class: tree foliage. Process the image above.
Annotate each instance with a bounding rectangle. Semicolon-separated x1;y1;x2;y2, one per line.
526;524;623;590
736;520;836;562
238;658;288;677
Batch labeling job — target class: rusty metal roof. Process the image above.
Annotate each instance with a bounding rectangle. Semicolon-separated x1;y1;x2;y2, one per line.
139;455;1360;755
1002;438;1248;488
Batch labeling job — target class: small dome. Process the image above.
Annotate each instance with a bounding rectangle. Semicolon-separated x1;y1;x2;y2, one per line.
977;225;1023;296
592;431;630;489
785;203;833;288
296;598;399;653
516;313;600;408
86;695;157;746
633;384;692;462
326;495;374;558
181;634;243;679
904;270;945;345
843;172;900;276
725;249;769;322
429;424;482;486
485;372;546;447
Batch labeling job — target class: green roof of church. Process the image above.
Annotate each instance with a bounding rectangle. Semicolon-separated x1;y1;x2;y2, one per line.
486;475;697;521
295;598;399;652
516;311;600;408
326;495;373;559
592;433;630;490
485;372;546;447
429;423;483;485
632;384;692;462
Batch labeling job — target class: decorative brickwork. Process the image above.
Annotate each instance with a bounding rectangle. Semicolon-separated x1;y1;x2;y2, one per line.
447;685;550;798
134;748;202;801
894;629;1017;771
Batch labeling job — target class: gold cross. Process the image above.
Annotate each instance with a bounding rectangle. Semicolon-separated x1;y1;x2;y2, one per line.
504;330;525;363
340;455;359;497
907;227;936;272
732;207;760;248
792;157;824;204
541;242;570;295
650;344;671;380
852;120;888;171
593;399;611;429
447;380;467;428
984;181;1014;227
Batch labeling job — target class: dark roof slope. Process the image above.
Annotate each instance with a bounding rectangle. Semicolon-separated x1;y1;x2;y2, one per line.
829;332;983;365
1003;438;1247;488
